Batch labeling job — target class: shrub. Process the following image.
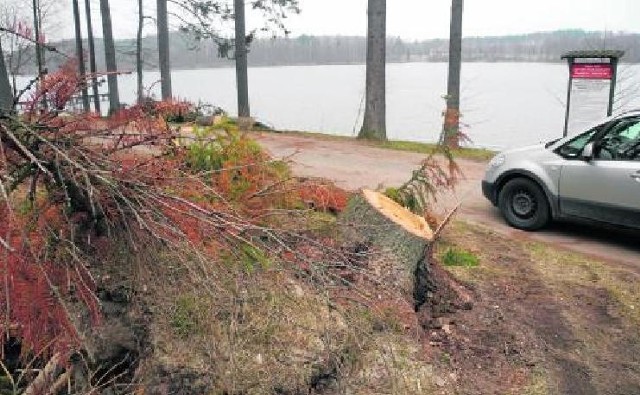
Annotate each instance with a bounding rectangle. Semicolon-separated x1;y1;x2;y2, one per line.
298;181;349;214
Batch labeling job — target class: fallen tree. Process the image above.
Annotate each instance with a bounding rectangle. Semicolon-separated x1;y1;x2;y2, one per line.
340;189;433;302
1;55;471;393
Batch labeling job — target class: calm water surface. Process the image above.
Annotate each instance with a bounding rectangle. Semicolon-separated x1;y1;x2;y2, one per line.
24;62;640;150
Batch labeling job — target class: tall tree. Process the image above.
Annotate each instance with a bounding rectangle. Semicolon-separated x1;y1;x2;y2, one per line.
359;0;386;141
31;0;44;79
441;0;464;148
84;0;100;113
157;0;172;100
31;0;47;109
0;38;13;112
234;0;250;119
72;0;90;112
136;0;144;103
99;0;120;113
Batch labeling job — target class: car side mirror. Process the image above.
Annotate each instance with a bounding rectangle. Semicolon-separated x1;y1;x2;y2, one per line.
580;142;595;161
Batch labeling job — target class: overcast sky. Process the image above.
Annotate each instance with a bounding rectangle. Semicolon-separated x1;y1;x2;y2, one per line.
57;0;640;41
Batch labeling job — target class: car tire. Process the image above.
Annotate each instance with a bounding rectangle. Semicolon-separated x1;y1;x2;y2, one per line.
498;178;550;231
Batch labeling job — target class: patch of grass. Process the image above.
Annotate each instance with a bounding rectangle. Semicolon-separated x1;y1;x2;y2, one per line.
380;140;496;161
439;352;451;365
268;159;291;179
442;248;480;268
216;116;239;132
239;242;272;272
521;367;551;395
261;130;496;161
171;295;202;338
436;222;515;286
305;211;338;237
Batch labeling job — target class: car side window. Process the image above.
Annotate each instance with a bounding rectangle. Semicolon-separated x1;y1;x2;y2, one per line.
595;117;640;161
557;128;598;158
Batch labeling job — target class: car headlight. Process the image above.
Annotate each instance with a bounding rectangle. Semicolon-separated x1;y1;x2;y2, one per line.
488;154;506;169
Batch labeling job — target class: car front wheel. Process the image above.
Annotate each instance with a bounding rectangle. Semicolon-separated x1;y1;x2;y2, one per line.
498;178;550;231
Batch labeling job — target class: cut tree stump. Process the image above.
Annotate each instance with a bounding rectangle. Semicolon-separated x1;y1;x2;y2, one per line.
340;190;434;300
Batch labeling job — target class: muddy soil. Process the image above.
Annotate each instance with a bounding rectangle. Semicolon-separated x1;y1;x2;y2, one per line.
433;223;640;395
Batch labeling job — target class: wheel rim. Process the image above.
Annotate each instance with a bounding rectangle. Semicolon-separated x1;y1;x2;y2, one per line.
511;190;536;218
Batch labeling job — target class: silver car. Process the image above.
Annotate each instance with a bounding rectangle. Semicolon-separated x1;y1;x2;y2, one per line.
482;110;640;231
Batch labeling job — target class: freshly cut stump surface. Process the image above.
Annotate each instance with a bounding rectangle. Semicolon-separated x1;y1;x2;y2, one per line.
341;189;433;274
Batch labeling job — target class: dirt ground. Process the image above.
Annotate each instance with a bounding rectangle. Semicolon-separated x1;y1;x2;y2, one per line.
252;131;640;394
434;221;640;395
252;131;640;270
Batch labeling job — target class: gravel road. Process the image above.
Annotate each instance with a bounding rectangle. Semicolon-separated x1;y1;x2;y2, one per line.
253;132;640;269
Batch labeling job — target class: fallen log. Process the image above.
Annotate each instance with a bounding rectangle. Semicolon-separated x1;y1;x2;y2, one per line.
340;189;434;300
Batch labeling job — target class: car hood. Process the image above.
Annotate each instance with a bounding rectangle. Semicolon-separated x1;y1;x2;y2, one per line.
498;143;561;167
502;143;548;157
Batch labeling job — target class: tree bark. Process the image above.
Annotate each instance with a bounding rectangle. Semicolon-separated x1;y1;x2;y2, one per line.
136;0;144;103
32;0;48;110
32;0;49;108
85;0;101;113
36;3;45;72
0;38;14;112
441;0;464;148
234;0;251;120
72;0;90;113
359;0;386;141
340;190;433;300
99;0;120;113
32;0;44;79
157;0;173;100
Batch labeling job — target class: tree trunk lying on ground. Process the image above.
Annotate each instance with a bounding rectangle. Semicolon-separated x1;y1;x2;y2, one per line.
340;189;433;301
340;189;474;328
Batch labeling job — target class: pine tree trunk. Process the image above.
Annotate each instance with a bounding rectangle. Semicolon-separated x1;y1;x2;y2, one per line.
32;0;47;109
32;0;44;78
72;0;90;113
36;3;45;73
234;0;251;120
157;0;173;100
99;0;120;113
136;0;144;103
441;0;464;148
340;190;433;299
0;38;13;112
359;0;386;141
85;0;101;113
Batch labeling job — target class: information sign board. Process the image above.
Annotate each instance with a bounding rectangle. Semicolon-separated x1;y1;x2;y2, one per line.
567;63;614;135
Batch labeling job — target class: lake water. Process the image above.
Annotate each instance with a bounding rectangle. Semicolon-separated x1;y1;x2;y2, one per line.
21;62;640;150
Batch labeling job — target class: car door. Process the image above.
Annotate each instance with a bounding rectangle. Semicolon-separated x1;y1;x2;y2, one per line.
558;116;640;228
